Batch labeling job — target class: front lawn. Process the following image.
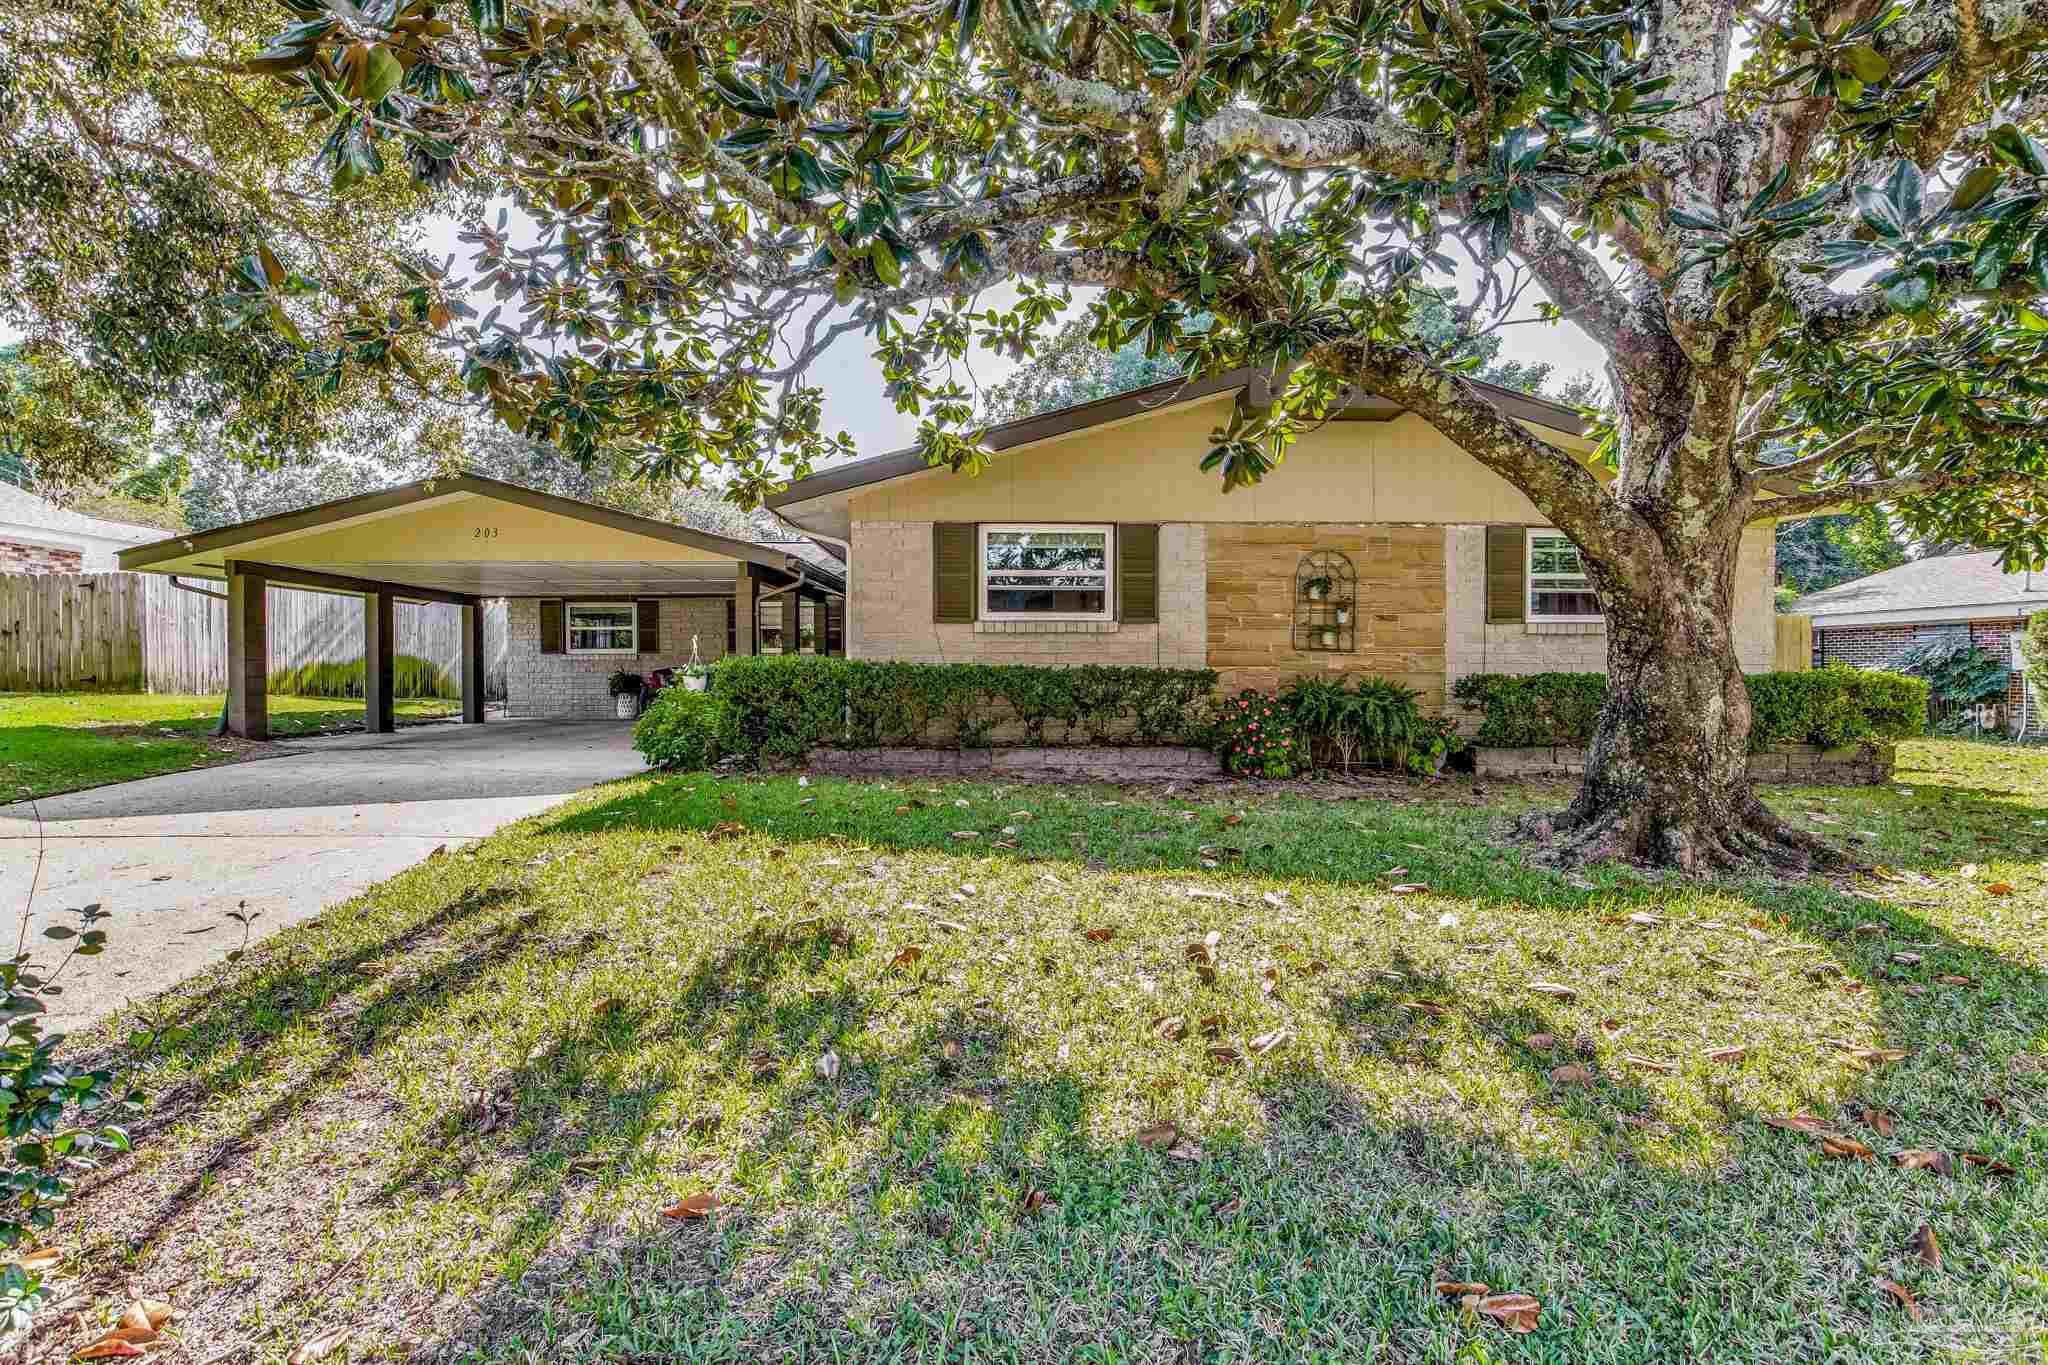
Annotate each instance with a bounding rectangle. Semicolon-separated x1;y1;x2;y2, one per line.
0;691;459;801
42;739;2048;1363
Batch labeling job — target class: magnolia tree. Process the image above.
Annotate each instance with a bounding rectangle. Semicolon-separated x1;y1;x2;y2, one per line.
76;0;2048;866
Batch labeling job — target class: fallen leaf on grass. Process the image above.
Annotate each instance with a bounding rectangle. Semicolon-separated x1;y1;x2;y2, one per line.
1874;1278;1921;1320
940;1039;964;1064
1911;1224;1941;1269
1151;1015;1186;1041
286;1327;356;1364
1523;1033;1558;1051
7;1246;60;1272
74;1340;149;1360
1961;1152;2017;1175
1248;1028;1292;1056
1983;1094;2008;1116
706;821;746;842
1136;1122;1179;1150
890;945;925;971
1549;1064;1594;1087
1852;923;1887;936
1020;1188;1048;1215
1623;1053;1676;1074
1082;927;1116;943
1985;882;2015;896
1819;1135;1874;1160
1465;1292;1541;1334
815;1049;840;1081
1399;1000;1448;1018
1842;1046;1911;1065
949;830;981;842
1703;1044;1746;1064
662;1192;720;1220
1893;1148;1952;1175
119;1303;173;1334
1527;980;1577;1001
748;1050;778;1078
1764;1114;1835;1136
1167;1139;1204;1161
1388;883;1430;895
1207;1046;1242;1067
1889;951;1922;966
1434;1280;1489;1297
1213;1197;1243;1217
1864;1109;1894;1137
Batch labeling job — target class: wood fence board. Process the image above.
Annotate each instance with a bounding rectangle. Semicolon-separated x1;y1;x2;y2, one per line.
0;572;507;698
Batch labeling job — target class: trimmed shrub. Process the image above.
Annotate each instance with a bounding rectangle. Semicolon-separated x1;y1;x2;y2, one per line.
710;657;1219;759
633;688;729;770
1453;667;1927;751
267;654;453;699
1450;672;1606;748
1279;674;1431;772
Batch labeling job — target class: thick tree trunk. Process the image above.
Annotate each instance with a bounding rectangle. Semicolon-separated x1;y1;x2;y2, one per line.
1518;365;1842;873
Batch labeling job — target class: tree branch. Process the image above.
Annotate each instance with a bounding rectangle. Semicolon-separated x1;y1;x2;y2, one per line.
1747;465;2036;521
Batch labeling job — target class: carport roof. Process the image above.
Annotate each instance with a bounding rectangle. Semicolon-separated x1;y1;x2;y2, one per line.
118;472;845;599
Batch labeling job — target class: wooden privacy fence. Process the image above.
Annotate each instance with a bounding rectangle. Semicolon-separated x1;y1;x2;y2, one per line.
0;572;508;698
1774;614;1813;673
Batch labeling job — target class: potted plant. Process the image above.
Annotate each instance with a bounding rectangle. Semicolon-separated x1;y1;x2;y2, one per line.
1334;605;1351;625
1317;626;1339;648
1302;573;1334;602
682;662;710;693
607;670;645;719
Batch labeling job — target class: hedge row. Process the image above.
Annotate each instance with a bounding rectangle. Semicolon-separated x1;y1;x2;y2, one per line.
1451;666;1929;750
708;657;1220;758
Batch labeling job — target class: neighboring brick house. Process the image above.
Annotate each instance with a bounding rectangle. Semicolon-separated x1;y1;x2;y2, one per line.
1791;551;2048;735
766;367;1780;721
0;481;161;573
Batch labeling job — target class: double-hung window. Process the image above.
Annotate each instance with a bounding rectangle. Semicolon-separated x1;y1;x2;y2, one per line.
566;602;637;654
1526;530;1602;622
980;524;1114;621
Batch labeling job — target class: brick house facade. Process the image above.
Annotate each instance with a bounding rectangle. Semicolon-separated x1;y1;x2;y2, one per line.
0;539;84;575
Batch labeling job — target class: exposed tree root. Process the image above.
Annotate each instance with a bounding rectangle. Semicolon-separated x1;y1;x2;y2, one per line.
1516;789;1854;877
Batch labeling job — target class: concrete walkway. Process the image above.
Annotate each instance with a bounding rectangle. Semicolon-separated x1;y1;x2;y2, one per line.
0;719;645;1032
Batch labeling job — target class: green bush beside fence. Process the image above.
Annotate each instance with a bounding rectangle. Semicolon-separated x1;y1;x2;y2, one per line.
1452;666;1928;751
266;653;455;700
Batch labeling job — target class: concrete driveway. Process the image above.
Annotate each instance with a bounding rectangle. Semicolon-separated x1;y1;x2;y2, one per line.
0;719;645;1032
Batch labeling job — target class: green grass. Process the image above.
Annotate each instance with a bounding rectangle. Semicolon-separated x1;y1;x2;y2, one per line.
49;739;2048;1363
0;691;458;801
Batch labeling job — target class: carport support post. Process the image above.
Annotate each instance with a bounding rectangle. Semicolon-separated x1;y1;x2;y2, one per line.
734;565;758;656
363;591;395;734
460;601;485;724
224;560;269;740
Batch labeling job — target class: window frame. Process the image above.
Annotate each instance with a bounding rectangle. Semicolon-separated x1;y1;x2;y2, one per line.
564;600;641;655
977;522;1116;623
1524;528;1603;624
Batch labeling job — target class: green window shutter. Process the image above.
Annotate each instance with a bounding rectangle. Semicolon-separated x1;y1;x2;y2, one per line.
1485;527;1526;625
636;599;659;653
933;523;977;623
1118;523;1160;624
540;599;565;654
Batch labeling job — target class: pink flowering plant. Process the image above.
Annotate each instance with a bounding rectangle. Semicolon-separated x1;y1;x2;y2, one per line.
1213;689;1303;778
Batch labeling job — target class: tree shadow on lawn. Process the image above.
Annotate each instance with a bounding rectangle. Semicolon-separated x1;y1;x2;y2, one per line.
56;781;2048;1364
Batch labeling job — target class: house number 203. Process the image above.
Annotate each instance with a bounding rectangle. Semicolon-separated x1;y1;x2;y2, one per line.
473;527;500;539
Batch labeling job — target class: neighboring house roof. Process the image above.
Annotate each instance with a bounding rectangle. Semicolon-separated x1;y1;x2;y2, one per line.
1791;551;2048;628
0;481;163;548
765;365;1588;542
756;536;847;574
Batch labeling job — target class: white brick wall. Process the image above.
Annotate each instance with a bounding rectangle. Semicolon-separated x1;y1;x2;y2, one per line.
1443;523;1778;727
505;597;729;719
847;521;1207;669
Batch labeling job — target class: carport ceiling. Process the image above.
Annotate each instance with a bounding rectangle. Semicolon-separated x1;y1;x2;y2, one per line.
118;473;838;599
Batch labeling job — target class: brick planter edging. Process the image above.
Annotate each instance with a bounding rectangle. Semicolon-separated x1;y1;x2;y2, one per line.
802;745;1221;781
1473;741;1895;786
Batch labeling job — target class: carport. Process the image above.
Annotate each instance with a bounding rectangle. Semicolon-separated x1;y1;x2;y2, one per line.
117;472;844;737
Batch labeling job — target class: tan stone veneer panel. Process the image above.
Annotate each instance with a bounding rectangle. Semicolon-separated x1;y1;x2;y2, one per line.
1205;524;1446;706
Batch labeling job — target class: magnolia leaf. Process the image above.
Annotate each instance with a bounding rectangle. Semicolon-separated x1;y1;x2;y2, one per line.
286;1327;357;1364
1911;1223;1941;1268
662;1191;721;1219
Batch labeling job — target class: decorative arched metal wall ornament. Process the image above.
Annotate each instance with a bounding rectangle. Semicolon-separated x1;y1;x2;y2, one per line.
1293;549;1356;653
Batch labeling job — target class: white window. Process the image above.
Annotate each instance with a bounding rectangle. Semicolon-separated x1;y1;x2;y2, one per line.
567;601;638;654
980;524;1114;621
1526;530;1602;622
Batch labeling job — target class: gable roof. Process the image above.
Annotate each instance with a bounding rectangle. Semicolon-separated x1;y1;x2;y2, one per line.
0;482;163;547
118;471;844;596
765;366;1587;542
1791;551;2048;626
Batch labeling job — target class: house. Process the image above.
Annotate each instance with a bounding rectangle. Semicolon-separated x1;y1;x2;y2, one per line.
766;368;1779;715
118;472;844;734
1790;551;2048;733
0;480;162;573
